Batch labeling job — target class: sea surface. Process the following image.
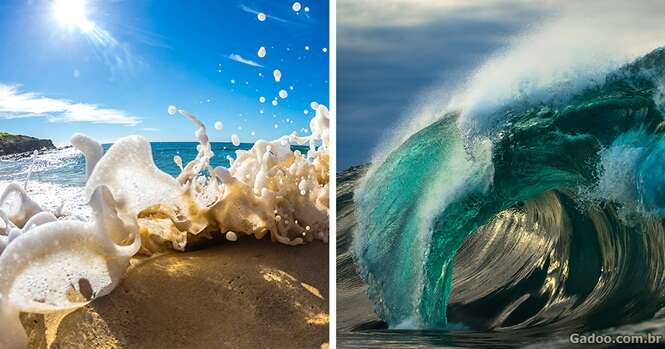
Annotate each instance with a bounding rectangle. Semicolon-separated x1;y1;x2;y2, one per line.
0;142;300;219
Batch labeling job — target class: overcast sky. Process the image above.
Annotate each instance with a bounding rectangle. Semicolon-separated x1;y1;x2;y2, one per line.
337;1;547;170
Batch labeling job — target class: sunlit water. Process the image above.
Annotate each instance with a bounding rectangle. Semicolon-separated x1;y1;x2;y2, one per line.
0;142;306;219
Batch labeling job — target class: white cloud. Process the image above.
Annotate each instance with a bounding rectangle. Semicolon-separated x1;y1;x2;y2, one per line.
0;84;140;126
227;53;264;68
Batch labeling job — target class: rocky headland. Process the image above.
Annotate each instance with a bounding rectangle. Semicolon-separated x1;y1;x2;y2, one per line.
0;132;55;156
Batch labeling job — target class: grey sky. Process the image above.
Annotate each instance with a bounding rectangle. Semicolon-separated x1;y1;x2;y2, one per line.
337;1;546;169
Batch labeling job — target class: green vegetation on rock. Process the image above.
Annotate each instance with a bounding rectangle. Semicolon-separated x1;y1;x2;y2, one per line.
0;132;33;143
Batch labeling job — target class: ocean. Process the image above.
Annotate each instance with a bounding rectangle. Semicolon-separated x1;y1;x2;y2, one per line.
0;142;304;219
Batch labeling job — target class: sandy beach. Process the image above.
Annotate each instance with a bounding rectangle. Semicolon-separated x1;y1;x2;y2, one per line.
22;237;329;349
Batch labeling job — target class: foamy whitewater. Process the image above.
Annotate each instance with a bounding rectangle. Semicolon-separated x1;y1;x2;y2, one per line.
0;104;329;348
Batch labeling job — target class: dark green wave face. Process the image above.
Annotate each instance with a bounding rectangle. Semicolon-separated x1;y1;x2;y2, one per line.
352;47;665;331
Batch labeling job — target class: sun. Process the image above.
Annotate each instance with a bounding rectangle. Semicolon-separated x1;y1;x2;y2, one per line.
52;0;95;32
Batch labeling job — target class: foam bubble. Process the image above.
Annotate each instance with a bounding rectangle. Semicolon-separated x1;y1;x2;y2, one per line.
167;105;177;115
257;12;266;21
279;90;288;99
258;46;266;58
226;231;238;241
292;2;301;11
273;69;282;82
214;121;223;130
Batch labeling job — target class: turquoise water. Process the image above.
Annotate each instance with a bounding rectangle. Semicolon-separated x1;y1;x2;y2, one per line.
341;47;665;347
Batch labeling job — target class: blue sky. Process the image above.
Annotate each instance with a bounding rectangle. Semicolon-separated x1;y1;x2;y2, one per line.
0;0;329;146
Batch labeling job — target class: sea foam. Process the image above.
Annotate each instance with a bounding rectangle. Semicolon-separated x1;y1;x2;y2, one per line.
0;104;329;348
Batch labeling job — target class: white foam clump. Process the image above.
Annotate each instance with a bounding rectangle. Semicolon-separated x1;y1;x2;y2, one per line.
0;167;140;348
70;133;103;179
0;184;43;230
174;155;184;171
138;105;330;249
214;121;224;130
136;105;330;250
258;46;266;58
86;136;183;221
273;69;282;82
212;104;330;245
231;134;241;146
279;90;288;99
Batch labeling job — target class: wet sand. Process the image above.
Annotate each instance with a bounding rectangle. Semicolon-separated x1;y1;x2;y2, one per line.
22;237;329;348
